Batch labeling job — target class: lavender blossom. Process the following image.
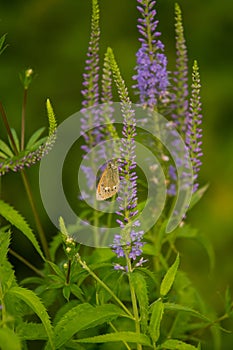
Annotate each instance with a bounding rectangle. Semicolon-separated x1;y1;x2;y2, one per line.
186;60;203;192
133;0;169;109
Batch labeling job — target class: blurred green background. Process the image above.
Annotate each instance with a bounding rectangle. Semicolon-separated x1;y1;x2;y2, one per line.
0;0;233;347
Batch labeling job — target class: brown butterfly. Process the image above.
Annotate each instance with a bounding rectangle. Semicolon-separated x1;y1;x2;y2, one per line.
96;161;120;201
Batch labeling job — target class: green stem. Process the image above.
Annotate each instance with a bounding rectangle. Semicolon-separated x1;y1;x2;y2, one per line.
76;254;133;318
126;256;142;350
20;170;51;260
66;259;72;284
21;88;28;150
9;249;45;277
0;101;18;154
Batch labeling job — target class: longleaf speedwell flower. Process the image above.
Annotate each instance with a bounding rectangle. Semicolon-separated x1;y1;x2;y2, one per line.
133;0;169;109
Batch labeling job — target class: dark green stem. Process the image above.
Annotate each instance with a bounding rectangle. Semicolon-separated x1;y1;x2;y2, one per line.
77;254;133;318
21;88;28;150
66;259;72;284
0;101;18;154
9;248;45;277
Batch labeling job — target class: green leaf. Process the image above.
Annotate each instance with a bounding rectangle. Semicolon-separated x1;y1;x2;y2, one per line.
0;33;8;55
149;299;164;343
164;303;211;322
26;127;46;149
51;303;126;349
8;128;20;152
158;339;198;349
0;200;45;261
70;284;83;299
75;332;152;346
188;184;209;210
0;327;21;350
0;139;14;157
0;229;11;262
16;322;47;340
9;286;55;349
62;285;71;301
160;254;180;297
47;260;65;279
130;272;149;333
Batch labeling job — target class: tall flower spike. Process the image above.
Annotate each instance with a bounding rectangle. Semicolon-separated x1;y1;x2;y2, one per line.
81;0;100;109
80;0;104;198
171;3;189;133
186;60;203;192
107;47;144;269
133;0;169;109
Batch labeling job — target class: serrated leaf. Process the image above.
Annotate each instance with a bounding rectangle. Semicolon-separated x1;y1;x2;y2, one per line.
0;200;45;261
0;139;14;157
26;127;46;149
0;229;11;261
50;303;127;349
16;322;47;340
158;339;198;349
130;272;149;333
160;254;180;297
0;327;21;350
149;299;164;343
9;286;54;349
188;184;209;210
75;331;152;346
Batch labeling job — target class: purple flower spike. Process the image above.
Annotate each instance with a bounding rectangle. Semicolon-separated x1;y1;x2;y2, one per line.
133;0;169;109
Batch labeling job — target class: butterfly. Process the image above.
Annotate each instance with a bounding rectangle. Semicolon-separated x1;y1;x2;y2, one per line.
96;161;120;201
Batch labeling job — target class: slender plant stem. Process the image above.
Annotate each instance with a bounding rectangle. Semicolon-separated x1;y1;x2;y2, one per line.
65;259;72;284
21;88;28;150
126;256;142;350
20;170;51;260
76;254;133;318
0;102;18;154
109;322;131;350
9;249;45;277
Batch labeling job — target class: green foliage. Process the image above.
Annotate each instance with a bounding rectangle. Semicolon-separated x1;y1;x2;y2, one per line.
149;299;164;343
0;200;45;260
160;254;180;297
74;331;152;346
47;303;127;349
9;286;55;349
0;327;21;350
